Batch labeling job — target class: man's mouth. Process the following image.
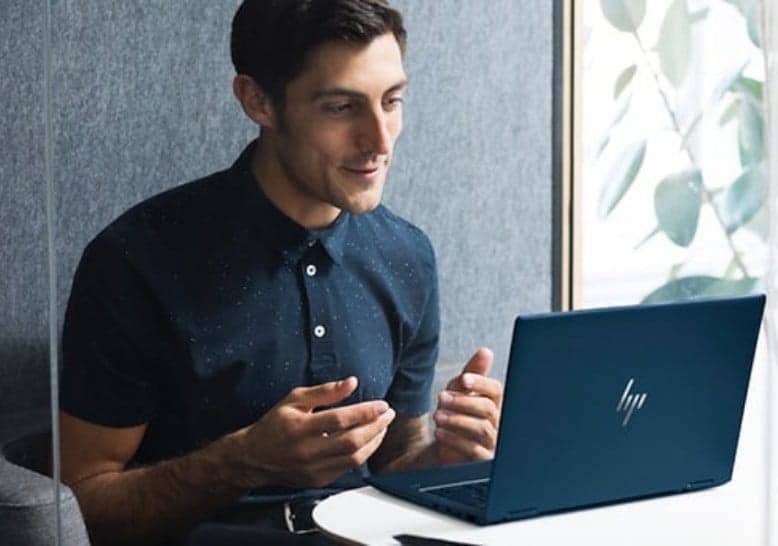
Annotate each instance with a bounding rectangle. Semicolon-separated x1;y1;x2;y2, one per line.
342;165;380;174
342;156;390;174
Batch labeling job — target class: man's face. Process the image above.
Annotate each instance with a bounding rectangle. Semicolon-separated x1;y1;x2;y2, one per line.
270;32;406;218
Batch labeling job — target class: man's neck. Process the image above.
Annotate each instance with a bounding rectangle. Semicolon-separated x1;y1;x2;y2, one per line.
250;137;341;230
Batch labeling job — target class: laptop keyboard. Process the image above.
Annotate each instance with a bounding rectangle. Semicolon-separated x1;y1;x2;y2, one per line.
420;478;490;508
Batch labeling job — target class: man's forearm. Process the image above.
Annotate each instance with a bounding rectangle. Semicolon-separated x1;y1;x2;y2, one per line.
377;440;440;473
369;414;442;474
72;428;256;546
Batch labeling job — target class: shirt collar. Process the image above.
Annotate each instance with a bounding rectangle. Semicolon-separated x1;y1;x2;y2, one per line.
233;140;349;265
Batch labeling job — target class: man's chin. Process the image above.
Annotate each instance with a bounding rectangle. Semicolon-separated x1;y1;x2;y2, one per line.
344;200;381;216
341;194;383;216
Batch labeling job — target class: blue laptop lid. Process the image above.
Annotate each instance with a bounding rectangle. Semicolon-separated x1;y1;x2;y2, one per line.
485;294;765;522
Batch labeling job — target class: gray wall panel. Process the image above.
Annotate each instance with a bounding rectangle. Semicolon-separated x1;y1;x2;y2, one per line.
51;1;250;320
386;1;554;378
0;2;50;413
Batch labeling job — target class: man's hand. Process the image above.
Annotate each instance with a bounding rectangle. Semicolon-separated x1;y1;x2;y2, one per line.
238;376;396;489
433;348;503;465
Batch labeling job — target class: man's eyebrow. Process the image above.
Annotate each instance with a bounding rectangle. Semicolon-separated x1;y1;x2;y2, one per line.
311;79;409;101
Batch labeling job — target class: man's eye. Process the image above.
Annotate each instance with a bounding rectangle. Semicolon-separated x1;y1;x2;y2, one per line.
326;103;352;114
385;97;404;110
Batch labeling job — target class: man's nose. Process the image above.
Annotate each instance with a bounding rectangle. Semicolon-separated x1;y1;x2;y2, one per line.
357;108;393;156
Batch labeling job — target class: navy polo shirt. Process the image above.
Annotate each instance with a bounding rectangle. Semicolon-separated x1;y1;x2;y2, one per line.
61;141;439;495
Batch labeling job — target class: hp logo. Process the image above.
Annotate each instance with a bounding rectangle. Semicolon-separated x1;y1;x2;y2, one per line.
616;378;647;427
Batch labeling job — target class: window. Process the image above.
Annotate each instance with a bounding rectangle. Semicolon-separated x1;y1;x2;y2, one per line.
577;0;767;308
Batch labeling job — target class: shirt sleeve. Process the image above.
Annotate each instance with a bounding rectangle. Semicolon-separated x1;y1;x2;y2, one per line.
60;236;171;427
384;235;440;417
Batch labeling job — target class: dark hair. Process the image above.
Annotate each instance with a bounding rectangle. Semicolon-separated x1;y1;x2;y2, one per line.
231;0;406;110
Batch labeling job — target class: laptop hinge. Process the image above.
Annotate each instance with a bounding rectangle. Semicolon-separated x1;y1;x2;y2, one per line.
685;478;715;491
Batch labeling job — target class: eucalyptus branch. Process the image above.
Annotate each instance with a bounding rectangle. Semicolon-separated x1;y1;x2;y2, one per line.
629;29;750;278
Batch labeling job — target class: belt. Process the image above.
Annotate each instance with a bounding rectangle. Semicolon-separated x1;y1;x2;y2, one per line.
283;497;324;534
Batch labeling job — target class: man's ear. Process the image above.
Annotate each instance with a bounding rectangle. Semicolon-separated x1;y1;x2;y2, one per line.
233;75;278;129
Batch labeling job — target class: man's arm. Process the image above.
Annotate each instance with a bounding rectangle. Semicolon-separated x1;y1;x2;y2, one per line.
62;377;395;546
61;412;253;546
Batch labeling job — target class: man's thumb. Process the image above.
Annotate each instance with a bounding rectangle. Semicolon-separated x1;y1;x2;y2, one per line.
290;376;358;410
462;347;493;376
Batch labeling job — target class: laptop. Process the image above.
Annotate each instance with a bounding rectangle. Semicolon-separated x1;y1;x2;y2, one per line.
366;294;765;525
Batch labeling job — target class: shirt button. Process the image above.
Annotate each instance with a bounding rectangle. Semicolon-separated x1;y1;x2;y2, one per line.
305;264;317;277
313;324;326;338
307;239;316;248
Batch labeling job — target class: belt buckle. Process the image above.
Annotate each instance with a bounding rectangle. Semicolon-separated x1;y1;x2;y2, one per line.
284;498;321;534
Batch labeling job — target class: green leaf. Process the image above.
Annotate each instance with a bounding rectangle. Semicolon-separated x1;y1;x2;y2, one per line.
600;0;646;32
746;3;761;47
594;93;633;160
697;277;760;298
595;133;611;159
658;0;692;88
654;170;702;247
611;93;632;127
644;276;713;303
642;276;759;304
737;101;765;166
711;62;748;104
744;204;769;241
720;164;767;233
598;140;647;217
719;98;742;126
733;76;764;105
614;65;637;99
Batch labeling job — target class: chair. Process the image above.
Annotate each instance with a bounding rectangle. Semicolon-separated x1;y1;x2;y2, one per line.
0;402;90;545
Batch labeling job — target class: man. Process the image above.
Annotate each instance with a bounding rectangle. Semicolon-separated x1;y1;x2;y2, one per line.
60;1;503;544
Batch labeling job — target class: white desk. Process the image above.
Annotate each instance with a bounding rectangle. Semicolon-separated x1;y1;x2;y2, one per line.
313;344;770;546
314;481;760;545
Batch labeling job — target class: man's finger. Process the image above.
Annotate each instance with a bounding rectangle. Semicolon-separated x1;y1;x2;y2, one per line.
288;414;392;488
304;401;391;438
433;411;497;450
434;427;493;461
445;348;494;392
287;376;358;410
319;424;390;473
314;408;396;458
437;391;500;425
443;374;503;405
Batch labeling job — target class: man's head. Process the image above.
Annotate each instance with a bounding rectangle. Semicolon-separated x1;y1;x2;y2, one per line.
231;0;408;225
231;0;406;112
